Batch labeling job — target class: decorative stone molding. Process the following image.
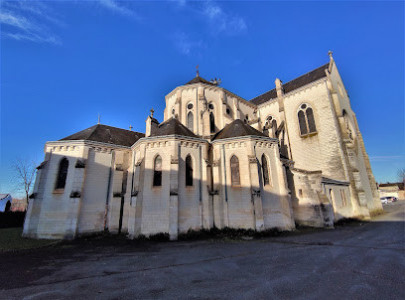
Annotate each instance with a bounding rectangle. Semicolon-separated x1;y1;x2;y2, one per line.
135;159;143;167
36;161;48;170
113;192;123;198
170;190;178;196
115;164;124;171
209;189;219;196
171;157;179;164
70;191;81;198
131;191;138;197
252;189;261;197
75;159;86;168
212;160;221;167
248;155;257;164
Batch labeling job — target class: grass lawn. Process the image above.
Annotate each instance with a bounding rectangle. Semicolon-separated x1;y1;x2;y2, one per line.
0;227;58;252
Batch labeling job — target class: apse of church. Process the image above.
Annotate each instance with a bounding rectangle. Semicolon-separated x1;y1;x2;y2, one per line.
23;53;382;240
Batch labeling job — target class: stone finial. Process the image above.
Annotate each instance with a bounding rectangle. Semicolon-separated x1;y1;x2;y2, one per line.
328;50;333;59
98;114;100;124
275;78;283;90
196;65;199;77
129;125;133;131
150;108;154;117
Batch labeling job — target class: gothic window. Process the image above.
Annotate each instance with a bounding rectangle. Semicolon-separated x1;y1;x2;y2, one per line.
55;157;69;190
298;103;317;136
261;154;270;186
153;155;162;186
230;155;240;186
210;112;215;133
185;155;193;186
187;112;194;131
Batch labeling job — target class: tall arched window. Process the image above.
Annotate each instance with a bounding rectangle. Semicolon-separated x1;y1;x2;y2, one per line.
230;155;240;186
261;154;270;186
55;157;69;189
185;155;193;186
298;103;317;136
210;112;215;133
187;112;194;131
153;155;162;186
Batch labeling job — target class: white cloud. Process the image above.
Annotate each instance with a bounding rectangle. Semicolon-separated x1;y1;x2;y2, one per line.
0;1;63;45
202;1;247;35
173;32;203;55
369;155;404;162
98;0;140;19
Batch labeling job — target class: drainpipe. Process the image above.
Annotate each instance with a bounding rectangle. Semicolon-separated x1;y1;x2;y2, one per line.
104;150;115;231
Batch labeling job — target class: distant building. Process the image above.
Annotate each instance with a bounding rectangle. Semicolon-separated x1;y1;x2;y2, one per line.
23;53;382;240
378;182;404;200
11;198;27;212
0;194;12;212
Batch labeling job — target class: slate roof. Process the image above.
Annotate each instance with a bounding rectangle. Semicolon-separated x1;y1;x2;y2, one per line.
212;119;267;140
321;177;350;186
150;117;198;138
60;124;144;147
185;75;215;86
250;62;330;105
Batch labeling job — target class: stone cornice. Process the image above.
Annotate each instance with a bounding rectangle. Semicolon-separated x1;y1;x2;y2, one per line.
132;134;209;149
211;135;278;145
45;140;131;150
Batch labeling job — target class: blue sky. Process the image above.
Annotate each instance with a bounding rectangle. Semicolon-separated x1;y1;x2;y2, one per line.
1;0;404;196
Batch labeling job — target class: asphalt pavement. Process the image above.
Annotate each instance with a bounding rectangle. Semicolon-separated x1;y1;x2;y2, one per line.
1;201;404;299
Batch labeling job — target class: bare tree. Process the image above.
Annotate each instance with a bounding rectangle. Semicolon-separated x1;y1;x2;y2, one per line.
13;159;37;206
398;168;405;184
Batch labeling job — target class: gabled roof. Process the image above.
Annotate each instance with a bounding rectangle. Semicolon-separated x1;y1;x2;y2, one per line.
212;119;267;141
150;117;198;138
185;75;216;86
60;124;144;147
250;62;330;105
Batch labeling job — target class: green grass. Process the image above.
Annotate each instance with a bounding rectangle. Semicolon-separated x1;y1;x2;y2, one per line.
0;228;58;252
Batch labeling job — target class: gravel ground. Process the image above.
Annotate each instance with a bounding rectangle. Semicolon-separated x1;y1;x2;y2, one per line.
1;201;404;299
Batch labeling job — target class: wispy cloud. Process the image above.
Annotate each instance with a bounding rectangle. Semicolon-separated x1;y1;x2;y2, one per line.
98;0;141;20
369;155;404;162
173;32;203;55
202;1;247;35
0;1;63;45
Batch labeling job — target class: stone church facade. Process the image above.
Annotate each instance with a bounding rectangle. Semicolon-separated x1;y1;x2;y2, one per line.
23;53;382;240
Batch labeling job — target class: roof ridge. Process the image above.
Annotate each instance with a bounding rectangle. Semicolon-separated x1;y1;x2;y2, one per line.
97;123;144;135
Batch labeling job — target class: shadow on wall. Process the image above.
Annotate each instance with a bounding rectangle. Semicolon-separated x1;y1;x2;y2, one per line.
25;151;345;239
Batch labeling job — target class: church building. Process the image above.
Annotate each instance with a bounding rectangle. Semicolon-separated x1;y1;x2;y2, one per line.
23;53;382;240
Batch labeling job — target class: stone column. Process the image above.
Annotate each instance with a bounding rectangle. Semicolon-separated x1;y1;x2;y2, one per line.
169;143;180;240
248;155;264;231
65;146;90;239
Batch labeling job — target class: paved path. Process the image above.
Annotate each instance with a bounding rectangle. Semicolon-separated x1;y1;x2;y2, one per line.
1;202;404;299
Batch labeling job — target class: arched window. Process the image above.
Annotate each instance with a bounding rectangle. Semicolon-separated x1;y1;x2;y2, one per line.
153;155;162;186
55;157;69;189
230;155;240;186
298;103;317;136
261;154;270;186
187;112;194;131
210;112;215;133
185;155;193;186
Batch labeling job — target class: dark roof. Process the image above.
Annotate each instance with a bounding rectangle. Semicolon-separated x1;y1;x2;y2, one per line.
185;75;215;86
212;119;267;140
321;177;350;186
60;124;144;147
379;182;404;190
250;62;330;105
150;117;198;138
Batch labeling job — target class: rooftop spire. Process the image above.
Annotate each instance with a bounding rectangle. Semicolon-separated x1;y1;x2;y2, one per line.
98;113;100;124
196;64;199;77
328;50;333;60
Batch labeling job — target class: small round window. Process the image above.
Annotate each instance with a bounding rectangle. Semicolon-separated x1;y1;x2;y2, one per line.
208;103;214;110
187;103;193;110
301;104;307;109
